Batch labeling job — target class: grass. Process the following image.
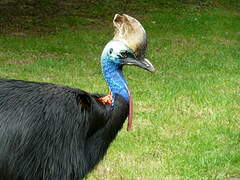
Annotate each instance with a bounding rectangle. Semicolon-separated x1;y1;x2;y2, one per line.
0;0;240;179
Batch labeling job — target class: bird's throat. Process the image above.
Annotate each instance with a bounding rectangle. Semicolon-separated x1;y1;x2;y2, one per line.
101;61;133;130
102;63;129;102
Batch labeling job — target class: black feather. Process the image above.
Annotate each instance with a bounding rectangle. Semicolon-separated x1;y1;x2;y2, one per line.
0;78;128;180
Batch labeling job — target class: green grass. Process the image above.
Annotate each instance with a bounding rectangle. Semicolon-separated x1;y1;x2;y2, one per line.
0;1;240;179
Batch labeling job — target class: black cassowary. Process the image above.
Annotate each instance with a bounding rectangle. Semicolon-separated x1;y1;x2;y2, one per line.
0;14;155;180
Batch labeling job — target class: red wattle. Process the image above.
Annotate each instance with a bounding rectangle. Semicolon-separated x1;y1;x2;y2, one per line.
127;90;133;131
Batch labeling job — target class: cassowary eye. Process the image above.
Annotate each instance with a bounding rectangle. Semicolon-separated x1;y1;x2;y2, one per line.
109;48;113;55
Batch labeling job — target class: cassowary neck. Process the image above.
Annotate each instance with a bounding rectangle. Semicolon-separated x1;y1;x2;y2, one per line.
101;58;129;102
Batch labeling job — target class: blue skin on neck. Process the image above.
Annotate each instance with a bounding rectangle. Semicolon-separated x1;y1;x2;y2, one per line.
101;41;130;103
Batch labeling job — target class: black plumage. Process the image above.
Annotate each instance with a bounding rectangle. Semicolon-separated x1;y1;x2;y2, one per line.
0;78;128;180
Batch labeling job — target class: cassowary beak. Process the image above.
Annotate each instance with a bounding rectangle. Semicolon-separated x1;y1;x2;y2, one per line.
124;57;155;73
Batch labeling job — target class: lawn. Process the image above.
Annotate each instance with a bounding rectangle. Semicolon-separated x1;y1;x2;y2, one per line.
0;0;239;179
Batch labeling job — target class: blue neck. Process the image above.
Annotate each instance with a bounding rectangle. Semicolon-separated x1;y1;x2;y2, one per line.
101;57;129;102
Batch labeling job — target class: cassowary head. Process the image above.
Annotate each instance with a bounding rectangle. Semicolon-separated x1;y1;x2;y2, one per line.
100;14;155;130
101;14;155;73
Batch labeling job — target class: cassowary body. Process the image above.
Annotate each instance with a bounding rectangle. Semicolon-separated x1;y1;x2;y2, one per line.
0;14;155;179
0;79;128;179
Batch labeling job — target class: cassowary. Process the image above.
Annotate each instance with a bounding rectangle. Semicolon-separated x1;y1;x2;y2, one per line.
0;14;155;180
